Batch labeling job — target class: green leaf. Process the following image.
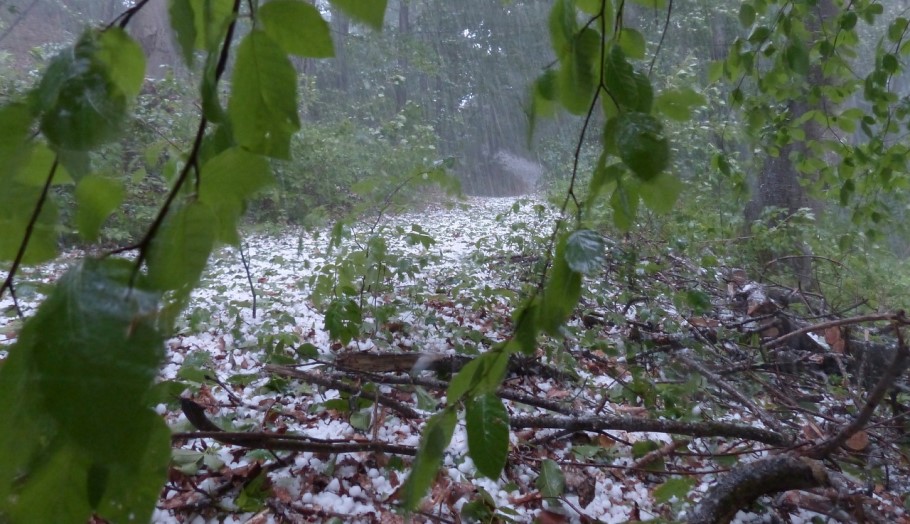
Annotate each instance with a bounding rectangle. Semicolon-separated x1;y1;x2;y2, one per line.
839;179;855;206
169;0;197;65
615;112;669;181
565;229;604;274
18;258;165;462
199;147;273;244
403;408;457;510
328;0;387;30
190;0;234;51
639;173;681;213
548;0;576;58
447;350;510;403
839;11;858;31
739;4;756;27
93;419;170;522
610;182;639;231
75;174;124;242
6;443;93;522
618;28;646;60
683;289;711;314
784;40;810;75
261;0;333;57
39;31;128;151
228;30;300;159
654;87;705;121
586;158;624;207
747;26;771;45
96;28;146;98
577;0;604;15
512;298;541;355
708;60;724;83
888;18;908;43
234;470;270;511
604;45;652;112
0;103;36;175
201;52;225;122
536;459;565;498
529;70;559;132
325;298;362;344
466;394;509;479
0;180;58;264
557;28;600;114
15;143;72;186
539;235;583;336
147;201;217;291
653;476;695;504
882;54;899;74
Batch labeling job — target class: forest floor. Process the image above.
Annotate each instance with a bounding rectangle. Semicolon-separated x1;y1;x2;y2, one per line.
3;195;910;523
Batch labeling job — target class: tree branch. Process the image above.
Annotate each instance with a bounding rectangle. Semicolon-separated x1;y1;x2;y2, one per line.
508;414;790;447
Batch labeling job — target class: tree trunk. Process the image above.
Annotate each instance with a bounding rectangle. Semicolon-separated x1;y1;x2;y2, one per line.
128;0;179;79
746;0;838;289
330;6;350;92
394;0;410;113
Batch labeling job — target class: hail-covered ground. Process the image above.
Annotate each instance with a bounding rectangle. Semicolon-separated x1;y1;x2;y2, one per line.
1;196;899;523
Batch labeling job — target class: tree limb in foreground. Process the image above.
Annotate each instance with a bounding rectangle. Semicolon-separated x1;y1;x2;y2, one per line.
686;455;829;524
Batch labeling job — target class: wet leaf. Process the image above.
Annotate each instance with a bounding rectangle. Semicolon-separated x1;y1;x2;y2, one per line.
466;394;509;479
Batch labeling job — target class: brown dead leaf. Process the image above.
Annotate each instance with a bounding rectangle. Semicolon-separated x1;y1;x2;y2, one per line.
845;430;869;452
273;485;294;504
158;489;205;510
245;511;270;524
825;327;846;354
597;435;615;448
508;491;541;505
688;317;719;328
615;406;648;417
802;422;825;440
546;388;572;399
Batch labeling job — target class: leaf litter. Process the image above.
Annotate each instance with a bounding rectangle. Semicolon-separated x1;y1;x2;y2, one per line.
3;196;910;523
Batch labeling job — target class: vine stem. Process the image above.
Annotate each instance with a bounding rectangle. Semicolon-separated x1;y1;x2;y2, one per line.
0;157;58;315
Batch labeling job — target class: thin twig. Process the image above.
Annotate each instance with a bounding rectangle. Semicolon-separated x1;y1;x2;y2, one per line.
6;281;23;318
647;0;673;76
509;413;790;446
0;157;58;305
237;241;257;319
107;0;153;29
264;365;425;419
675;349;787;434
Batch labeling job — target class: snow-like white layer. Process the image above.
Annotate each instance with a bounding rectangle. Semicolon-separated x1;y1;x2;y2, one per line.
3;195;903;522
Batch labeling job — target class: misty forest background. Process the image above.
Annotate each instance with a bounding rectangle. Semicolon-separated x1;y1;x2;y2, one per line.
5;0;910;522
